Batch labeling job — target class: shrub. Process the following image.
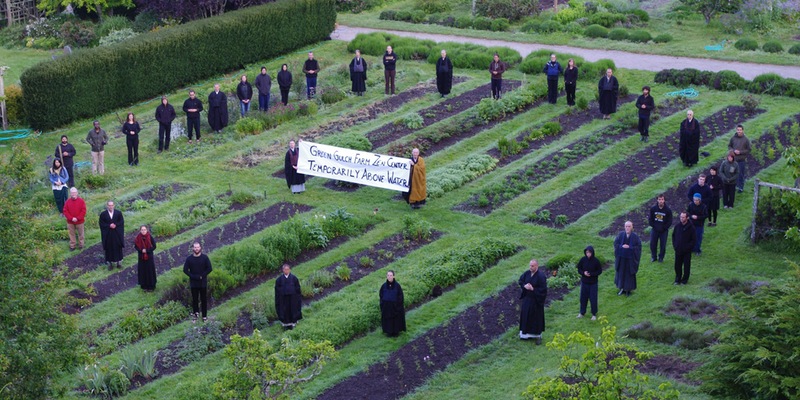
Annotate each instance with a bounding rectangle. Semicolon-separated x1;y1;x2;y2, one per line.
320;86;346;104
402;215;434;240
59;20;96;47
3;84;25;125
653;33;673;43
473;16;493;30
740;93;761;113
99;28;139;46
588;11;624;27
96;15;132;38
95;301;187;354
628;29;651;43
455;15;473;28
133;11;160;33
427;155;497;198
335;264;351;281
233;117;264;138
546;253;575;270
379;10;397;20
208;268;238;299
1;141;37;190
748;73;787;95
583;24;608;38
324;131;372;152
630;9;650;22
491;17;510;31
410;10;427;23
401;113;425;130
536;20;562;33
734;37;759;51
789;44;800;55
21;0;337;130
415;0;452;14
396;10;413;21
0;23;27;47
220;245;282;283
608;28;629;41
261;231;302;261
576;96;589;110
762;40;783;53
477;97;505;121
554;7;586;24
712;70;746;91
475;0;539;21
416;239;517;288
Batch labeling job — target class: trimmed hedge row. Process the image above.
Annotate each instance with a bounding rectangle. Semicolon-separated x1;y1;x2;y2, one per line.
21;0;336;130
655;68;800;98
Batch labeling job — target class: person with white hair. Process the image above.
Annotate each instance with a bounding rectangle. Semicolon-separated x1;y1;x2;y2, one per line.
63;187;86;250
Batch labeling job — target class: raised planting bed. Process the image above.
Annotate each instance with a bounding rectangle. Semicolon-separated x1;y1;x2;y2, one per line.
64;202;312;314
639;355;701;386
529;106;763;228
664;296;724;321
600;113;800;238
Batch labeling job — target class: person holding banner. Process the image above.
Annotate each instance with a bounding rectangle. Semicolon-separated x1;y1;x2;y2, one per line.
285;140;306;194
403;148;427;209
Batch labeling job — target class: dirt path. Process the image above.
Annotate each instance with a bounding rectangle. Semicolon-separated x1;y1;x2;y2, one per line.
334;26;800;80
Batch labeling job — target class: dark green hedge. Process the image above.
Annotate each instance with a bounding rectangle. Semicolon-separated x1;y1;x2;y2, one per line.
21;0;336;130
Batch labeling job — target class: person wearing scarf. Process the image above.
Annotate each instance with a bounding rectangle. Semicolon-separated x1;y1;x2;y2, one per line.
134;225;157;292
49;158;69;214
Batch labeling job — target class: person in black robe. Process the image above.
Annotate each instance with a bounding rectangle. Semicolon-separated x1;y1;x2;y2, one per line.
275;264;302;329
597;68;619;119
519;259;547;344
349;49;368;96
155;96;176;153
576;245;602;320
436;49;453;97
379;270;406;337
277;64;293;106
134;225;157;292
679;110;701;167
207;83;228;133
635;86;655;142
55;135;77;187
672;212;697;285
613;221;641;296
563;59;578;106
99;200;125;270
183;242;213;322
284;140;306;194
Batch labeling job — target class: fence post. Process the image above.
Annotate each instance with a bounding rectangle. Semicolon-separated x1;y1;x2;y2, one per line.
751;178;760;242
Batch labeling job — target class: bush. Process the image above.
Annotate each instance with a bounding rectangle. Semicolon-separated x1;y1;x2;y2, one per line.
473;16;493;30
320;86;346;104
396;10;413;21
99;28;139;46
335;264;351;281
400;113;425;130
415;0;452;14
220;245;282;284
233;117;264;138
208;269;238;299
410;10;427;23
324;131;373;152
417;239;517;288
96;15;132;38
379;10;397;20
584;24;608;38
762;40;783;53
491;17;510;31
59;20;96;47
631;9;650;22
740;93;761;113
261;231;302;261
427;155;497;198
554;7;586;24
426;42;521;70
789;44;800;55
653;33;673;43
536;20;562;33
608;28;629;41
576;96;589;110
546;254;575;270
455;15;473;28
133;11;160;33
588;11;624;27
402;215;434;240
475;0;539;21
628;29;651;43
734;37;759;51
3;84;25;125
21;0;336;130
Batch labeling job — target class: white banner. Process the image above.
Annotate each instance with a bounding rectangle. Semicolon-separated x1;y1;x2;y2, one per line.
297;141;411;192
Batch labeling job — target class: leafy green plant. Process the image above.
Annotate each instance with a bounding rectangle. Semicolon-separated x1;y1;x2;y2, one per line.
335;264;351;281
261;231;302;262
762;40;784;53
218;244;282;284
653;33;673;43
789;44;800;55
537;209;551;222
608;28;629;41
415;239;517;289
94;301;187;355
629;30;652;43
359;256;375;268
576;96;589;110
735;37;759;51
402;215;434;240
320;86;346;104
234;117;265;138
554;214;569;226
583;24;609;38
120;347;158;379
740;93;761;113
400;113;425;130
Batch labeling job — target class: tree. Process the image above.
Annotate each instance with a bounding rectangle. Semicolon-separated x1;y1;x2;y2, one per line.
679;0;743;24
522;320;680;400
37;0;135;21
214;332;337;399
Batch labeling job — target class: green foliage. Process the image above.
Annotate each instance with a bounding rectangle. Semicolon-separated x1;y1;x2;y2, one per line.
98;28;138;46
789;44;800;55
653;33;673;43
94;301;187;354
735;37;759;51
415;0;452;13
740;93;761;113
491;18;511;31
631;9;650;22
80;173;112;189
473;16;493;30
477;97;506;121
425;42;521;70
625;321;718;350
324;131;373;152
547;261;581;289
589;11;625;27
132;11;160;33
416;239;517;288
348;32;437;61
522;323;680;399
95;15;133;38
21;0;337;130
58;19;96;47
234;117;265;138
427;155;497;198
2;84;25;125
628;29;652;43
119;347;158;380
576;96;589;110
762;40;784;53
402;215;434;240
261;231;302;262
545;253;575;270
608;28;629;41
219;245;283;285
554;6;587;24
335;264;351;281
208;269;238;300
169;320;225;367
680;0;742;24
214;332;336;400
583;24;609;38
302;270;336;298
401;113;425;130
475;0;540;21
319;85;346;104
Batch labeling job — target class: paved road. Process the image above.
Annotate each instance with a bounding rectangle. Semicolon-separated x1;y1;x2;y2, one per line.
334;25;800;80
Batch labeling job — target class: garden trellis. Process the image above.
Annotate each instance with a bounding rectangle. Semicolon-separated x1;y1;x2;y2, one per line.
750;178;800;242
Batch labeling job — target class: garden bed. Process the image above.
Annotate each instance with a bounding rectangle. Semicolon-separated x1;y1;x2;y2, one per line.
530;106;763;228
599;113;800;238
664;297;723;321
639;355;702;386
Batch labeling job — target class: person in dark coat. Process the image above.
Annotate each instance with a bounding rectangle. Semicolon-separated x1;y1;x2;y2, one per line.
99;200;124;270
672;212;697;285
134;225;157;292
275;264;302;329
687;193;708;254
648;194;673;262
207;84;228;133
55;135;77;187
122;113;141;166
48;158;69;214
706;166;723;226
635;86;655;142
543;54;563;104
284;140;306;194
383;45;397;95
303;52;320;99
183;90;203;143
728;124;751;192
719;151;739;209
563;59;578;106
519;259;547;344
597;68;619;119
613;221;641;296
236;75;253;117
490;53;506;100
379;270;406;337
277;64;293;106
687;174;713;205
255;66;272;111
679;110;701;167
349;49;368;96
155;96;176;153
576;246;602;320
436;49;453;97
183;242;213;323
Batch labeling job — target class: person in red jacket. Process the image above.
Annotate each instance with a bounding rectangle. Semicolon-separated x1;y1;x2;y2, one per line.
63;187;86;250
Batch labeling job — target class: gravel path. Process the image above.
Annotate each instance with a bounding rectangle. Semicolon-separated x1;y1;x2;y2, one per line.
334;25;800;80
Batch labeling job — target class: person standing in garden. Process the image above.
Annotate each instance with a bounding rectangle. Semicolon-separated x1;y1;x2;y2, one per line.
275;264;302;330
728;124;751;193
55;135;76;187
379;270;406;337
635;86;655;142
404;148;427;209
563;58;578;107
687;193;708;255
122;113;140;166
576;246;602;321
48;159;69;215
597;68;619;119
155;96;176;153
236;75;253;117
720;151;739;208
277;64;292;106
284;140;306;194
349;49;368;96
672;212;697;285
613;221;641;297
543;54;562;104
255;66;272;111
99;200;124;270
519;259;547;344
706;166;723;226
303;52;320;100
184;242;212;323
383;45;397;95
648;194;673;263
679;110;701;167
134;225;157;292
207;84;228;133
687;174;712;206
490;53;506;100
183;90;203;144
63;187;86;251
436;49;453;98
85;120;108;175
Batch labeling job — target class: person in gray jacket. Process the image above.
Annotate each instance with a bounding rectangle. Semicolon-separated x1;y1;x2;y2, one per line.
719;151;739;208
85;120;109;175
728;125;751;192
